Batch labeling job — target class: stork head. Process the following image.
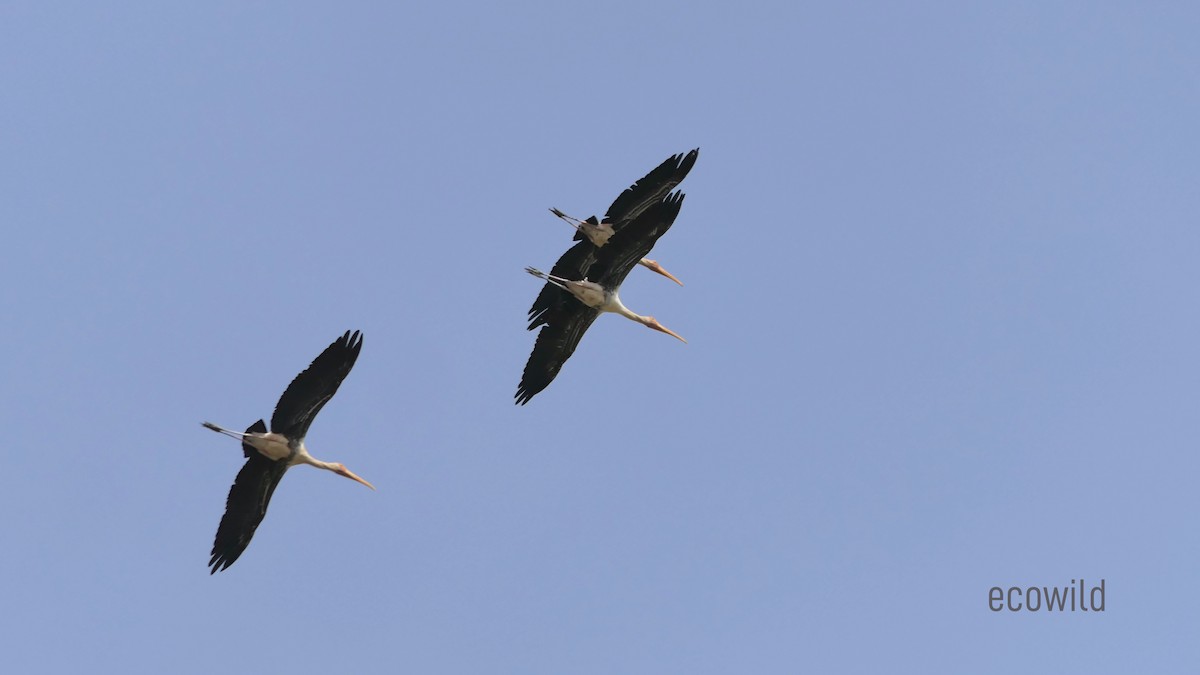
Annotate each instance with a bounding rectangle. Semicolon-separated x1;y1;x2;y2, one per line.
639;258;684;286
642;316;687;343
332;463;376;490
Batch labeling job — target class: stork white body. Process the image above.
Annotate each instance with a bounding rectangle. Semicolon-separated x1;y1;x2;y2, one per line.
202;422;368;476
524;268;686;342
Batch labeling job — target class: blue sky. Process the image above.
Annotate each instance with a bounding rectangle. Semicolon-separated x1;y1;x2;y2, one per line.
2;2;1198;672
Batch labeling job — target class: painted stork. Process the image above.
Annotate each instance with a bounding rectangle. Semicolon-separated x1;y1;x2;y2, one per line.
517;191;687;405
202;330;373;573
547;147;698;289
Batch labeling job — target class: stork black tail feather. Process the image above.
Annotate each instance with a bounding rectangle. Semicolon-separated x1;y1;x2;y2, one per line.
242;419;267;458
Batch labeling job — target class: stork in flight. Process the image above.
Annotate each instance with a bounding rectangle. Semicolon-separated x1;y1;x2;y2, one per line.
202;330;373;573
548;147;698;288
517;191;687;405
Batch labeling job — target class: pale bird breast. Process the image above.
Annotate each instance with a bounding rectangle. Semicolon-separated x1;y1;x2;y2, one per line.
248;432;293;461
568;282;607;308
587;226;614;246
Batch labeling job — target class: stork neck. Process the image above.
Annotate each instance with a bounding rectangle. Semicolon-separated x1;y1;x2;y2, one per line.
311;458;339;472
296;450;332;471
608;292;647;324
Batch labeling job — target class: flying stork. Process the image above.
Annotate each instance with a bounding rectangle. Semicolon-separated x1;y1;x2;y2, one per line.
517;191;687;405
547;147;698;289
529;148;698;333
202;330;374;573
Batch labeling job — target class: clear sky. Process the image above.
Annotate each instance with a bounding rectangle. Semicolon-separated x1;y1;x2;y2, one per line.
2;2;1197;672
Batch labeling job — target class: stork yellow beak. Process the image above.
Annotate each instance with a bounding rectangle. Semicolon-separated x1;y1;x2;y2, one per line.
639;258;683;286
336;465;376;490
646;318;687;343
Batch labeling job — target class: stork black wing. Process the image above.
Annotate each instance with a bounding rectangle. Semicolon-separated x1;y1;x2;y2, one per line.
527;240;600;331
592;191;686;289
516;306;601;405
270;330;363;439
599;148;698;229
530;154;694;329
209;420;288;573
